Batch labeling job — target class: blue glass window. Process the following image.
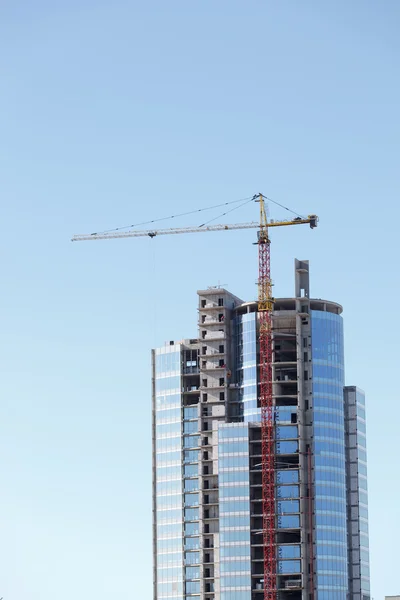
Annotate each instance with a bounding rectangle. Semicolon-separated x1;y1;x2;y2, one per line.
219;440;248;454
184;537;200;550
183;436;200;448
186;580;200;593
185;552;200;565
184;464;198;477
220;515;250;528
276;425;298;439
184;449;200;463
184;493;199;507
220;500;250;512
185;522;199;536
278;500;300;513
277;560;301;574
185;566;200;579
184;507;199;521
219;426;248;439
276;470;299;484
220;470;249;483
278;514;300;529
220;485;249;498
276;440;298;454
155;375;181;393
220;530;250;543
278;545;300;559
156;421;181;436
184;420;198;434
184;406;198;420
220;545;250;558
184;479;199;492
276;485;299;499
220;560;251;572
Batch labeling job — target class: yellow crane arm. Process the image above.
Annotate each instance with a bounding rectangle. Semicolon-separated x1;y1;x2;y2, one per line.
71;215;318;242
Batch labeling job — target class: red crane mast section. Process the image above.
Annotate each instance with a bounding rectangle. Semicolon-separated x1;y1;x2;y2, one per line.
257;194;276;600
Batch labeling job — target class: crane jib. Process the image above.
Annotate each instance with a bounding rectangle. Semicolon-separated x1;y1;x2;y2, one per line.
71;216;317;242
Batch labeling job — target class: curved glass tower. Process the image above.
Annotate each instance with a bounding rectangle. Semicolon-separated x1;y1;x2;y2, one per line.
152;260;370;600
311;311;348;599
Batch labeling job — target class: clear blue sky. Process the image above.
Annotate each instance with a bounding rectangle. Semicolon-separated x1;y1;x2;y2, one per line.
1;1;398;598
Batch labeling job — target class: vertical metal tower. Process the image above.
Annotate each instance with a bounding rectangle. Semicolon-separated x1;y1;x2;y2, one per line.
257;193;276;600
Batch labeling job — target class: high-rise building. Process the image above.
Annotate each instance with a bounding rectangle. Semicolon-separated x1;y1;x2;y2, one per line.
152;260;370;600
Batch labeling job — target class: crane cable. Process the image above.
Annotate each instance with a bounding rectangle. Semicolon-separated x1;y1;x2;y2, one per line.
198;196;255;227
261;193;304;219
93;196;254;235
92;194;305;236
199;193;304;227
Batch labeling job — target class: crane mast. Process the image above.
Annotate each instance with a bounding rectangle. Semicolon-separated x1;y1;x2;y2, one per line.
257;194;277;600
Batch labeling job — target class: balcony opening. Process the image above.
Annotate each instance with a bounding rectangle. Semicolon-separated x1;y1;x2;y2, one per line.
218;298;224;307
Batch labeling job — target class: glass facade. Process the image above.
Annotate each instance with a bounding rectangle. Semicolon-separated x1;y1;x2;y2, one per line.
311;310;348;600
345;386;370;600
154;345;184;600
235;312;259;422
356;389;370;598
218;423;252;599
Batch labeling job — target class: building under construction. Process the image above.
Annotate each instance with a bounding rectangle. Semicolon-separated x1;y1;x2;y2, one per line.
152;260;370;600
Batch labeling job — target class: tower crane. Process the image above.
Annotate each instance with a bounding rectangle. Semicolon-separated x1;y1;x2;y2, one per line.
72;194;318;600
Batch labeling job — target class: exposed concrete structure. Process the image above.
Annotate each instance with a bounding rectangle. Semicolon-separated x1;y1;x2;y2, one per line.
152;260;370;600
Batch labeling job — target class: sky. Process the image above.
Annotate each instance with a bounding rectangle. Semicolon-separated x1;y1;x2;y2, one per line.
0;1;399;598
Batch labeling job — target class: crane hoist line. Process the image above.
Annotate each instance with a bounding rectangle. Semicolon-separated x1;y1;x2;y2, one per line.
72;193;318;600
